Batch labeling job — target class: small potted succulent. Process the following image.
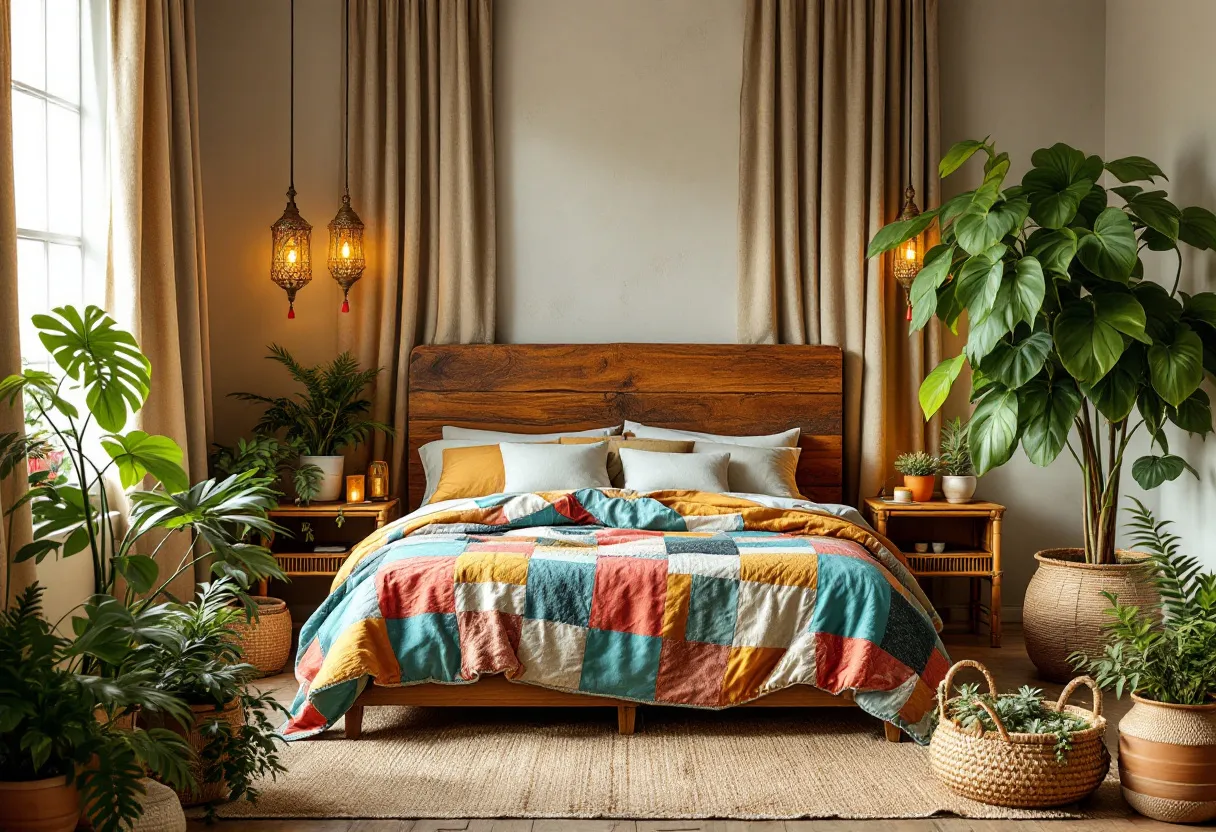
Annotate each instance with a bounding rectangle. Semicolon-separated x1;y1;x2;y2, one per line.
1071;500;1216;823
894;451;939;502
939;417;977;504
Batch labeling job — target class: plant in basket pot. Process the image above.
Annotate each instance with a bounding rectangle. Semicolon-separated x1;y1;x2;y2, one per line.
868;139;1216;681
893;451;939;502
231;346;392;503
1071;500;1216;823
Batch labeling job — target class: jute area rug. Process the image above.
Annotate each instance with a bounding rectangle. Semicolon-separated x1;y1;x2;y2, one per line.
216;704;1128;821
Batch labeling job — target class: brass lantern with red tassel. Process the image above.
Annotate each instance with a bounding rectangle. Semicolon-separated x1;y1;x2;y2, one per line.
893;186;923;322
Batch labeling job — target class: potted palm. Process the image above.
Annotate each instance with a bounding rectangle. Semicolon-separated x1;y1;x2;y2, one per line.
939;417;977;503
1072;500;1216;823
868;141;1216;680
232;346;391;502
894;451;939;502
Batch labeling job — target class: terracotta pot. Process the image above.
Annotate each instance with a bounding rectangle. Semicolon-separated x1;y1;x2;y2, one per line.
227;596;293;677
0;776;80;832
941;474;977;504
1022;548;1159;682
903;474;936;502
143;700;245;806
1118;695;1216;823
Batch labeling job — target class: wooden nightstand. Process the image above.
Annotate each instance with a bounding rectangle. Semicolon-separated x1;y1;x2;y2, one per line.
863;497;1005;647
257;498;400;594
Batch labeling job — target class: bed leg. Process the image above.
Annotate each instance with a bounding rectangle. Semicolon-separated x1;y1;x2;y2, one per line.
617;705;637;735
883;721;903;743
345;705;364;740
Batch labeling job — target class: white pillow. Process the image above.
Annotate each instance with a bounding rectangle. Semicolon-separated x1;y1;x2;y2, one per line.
499;442;611;492
619;449;730;493
442;425;622;441
692;442;802;498
624;420;799;448
418;439;489;504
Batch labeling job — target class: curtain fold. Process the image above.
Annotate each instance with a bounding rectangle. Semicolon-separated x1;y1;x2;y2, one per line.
108;0;212;588
341;0;496;491
0;1;36;605
737;0;941;506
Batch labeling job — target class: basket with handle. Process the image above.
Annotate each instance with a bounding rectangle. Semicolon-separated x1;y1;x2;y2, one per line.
929;659;1110;808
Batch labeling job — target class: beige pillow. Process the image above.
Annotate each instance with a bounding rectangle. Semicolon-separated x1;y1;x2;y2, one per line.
692;441;803;498
624;420;800;447
560;436;693;486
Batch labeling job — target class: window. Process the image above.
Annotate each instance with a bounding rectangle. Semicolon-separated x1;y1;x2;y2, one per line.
11;0;106;373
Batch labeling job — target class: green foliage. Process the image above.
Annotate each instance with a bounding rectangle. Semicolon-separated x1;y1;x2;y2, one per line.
1071;500;1216;704
939;417;974;477
0;585;194;832
946;682;1090;763
126;580;288;808
231;345;393;457
868;142;1216;564
210;435;323;506
894;451;939;477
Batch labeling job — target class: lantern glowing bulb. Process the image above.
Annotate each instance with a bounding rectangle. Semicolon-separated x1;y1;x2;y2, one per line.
287;247;297;264
904;242;917;260
341;241;351;258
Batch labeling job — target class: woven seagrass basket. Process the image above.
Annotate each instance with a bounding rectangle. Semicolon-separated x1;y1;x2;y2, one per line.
929;660;1110;808
228;596;292;677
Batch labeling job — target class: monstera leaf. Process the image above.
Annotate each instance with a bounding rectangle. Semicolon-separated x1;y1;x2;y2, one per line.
1022;143;1103;229
101;431;189;493
969;387;1020;474
33;306;151;432
1018;376;1083;467
1076;208;1138;282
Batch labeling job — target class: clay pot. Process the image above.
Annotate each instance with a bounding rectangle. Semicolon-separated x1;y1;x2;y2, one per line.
1022;548;1159;682
903;474;936;502
941;474;977;504
1119;695;1216;823
0;775;81;832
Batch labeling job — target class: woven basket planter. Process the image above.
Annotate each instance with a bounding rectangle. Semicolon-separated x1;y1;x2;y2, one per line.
929;660;1109;808
144;700;245;807
131;778;186;832
1022;548;1159;682
228;596;292;677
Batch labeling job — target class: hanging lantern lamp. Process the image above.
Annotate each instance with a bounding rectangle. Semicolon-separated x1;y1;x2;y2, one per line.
328;0;366;313
270;0;312;318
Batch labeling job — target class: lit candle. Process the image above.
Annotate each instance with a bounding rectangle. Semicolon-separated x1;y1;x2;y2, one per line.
346;474;366;503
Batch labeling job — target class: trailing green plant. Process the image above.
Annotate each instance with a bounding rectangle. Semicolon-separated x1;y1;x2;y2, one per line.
126;579;288;808
868;141;1216;564
939;417;975;477
894;450;940;477
231;345;392;457
1071;499;1216;704
0;584;194;832
946;681;1090;762
211;434;324;506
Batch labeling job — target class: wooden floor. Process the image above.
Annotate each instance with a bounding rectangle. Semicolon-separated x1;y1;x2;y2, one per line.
191;627;1193;832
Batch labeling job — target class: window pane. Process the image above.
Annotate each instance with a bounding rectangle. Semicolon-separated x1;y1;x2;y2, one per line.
47;242;83;312
47;104;81;236
17;239;50;365
11;0;46;90
12;91;47;232
45;0;80;104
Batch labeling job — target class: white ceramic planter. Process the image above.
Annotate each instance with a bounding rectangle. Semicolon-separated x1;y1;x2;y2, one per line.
941;474;977;504
300;455;345;501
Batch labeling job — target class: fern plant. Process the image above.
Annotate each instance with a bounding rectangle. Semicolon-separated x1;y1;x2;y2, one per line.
232;345;393;456
1071;499;1216;704
939;417;975;477
946;682;1090;762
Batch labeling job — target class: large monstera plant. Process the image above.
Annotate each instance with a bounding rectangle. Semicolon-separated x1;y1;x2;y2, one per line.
868;141;1216;564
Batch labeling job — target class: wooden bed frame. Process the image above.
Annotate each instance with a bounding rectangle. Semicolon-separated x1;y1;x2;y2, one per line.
341;343;899;742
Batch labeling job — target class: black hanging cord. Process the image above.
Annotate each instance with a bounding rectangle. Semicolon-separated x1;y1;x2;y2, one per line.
289;0;296;193
905;0;913;182
343;0;350;196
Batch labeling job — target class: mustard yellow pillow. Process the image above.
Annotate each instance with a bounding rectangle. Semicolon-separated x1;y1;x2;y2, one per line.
560;436;693;486
427;444;505;503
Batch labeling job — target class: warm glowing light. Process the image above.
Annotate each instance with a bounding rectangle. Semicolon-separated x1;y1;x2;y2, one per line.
287;247;297;264
341;241;351;258
904;242;917;260
346;474;366;503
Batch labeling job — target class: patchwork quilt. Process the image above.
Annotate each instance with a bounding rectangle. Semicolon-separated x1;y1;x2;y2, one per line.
282;490;950;743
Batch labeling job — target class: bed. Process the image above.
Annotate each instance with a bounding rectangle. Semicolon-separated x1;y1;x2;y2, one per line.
281;344;948;744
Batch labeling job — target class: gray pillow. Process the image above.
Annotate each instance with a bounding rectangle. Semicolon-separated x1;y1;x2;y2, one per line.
619;448;730;492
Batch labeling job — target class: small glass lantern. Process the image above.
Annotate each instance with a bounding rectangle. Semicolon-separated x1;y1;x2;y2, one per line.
368;461;389;501
345;474;366;503
892;186;923;321
328;194;366;312
271;186;313;319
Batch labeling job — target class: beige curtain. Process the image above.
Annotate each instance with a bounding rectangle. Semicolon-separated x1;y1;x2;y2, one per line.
341;0;496;490
738;0;941;506
0;1;36;605
108;0;212;590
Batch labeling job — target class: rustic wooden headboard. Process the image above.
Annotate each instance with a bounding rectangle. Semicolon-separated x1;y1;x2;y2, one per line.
406;344;843;511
